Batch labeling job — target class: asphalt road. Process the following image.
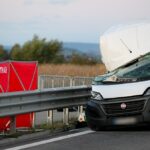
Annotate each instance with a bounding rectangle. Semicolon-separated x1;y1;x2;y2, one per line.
3;126;150;150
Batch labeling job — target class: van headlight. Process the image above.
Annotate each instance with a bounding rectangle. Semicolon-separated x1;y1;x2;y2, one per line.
145;89;150;96
91;91;103;100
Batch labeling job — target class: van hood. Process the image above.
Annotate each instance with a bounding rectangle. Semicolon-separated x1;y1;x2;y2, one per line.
100;22;150;71
92;80;150;99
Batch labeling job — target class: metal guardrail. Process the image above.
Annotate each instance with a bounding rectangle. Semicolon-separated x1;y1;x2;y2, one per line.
0;86;91;133
34;75;93;127
39;75;93;89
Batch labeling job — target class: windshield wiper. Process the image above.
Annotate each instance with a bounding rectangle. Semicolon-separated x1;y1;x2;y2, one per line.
116;77;137;83
102;76;138;84
102;75;118;83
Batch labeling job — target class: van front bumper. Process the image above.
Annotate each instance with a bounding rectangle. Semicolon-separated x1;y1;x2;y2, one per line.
86;95;150;127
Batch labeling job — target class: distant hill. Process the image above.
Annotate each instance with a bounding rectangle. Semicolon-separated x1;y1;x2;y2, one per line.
4;45;11;51
63;42;101;58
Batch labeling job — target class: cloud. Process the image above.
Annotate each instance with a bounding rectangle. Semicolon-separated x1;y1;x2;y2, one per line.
24;0;33;5
48;0;75;5
24;0;75;5
0;0;150;45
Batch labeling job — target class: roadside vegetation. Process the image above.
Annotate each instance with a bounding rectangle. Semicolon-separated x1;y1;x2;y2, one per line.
39;64;106;77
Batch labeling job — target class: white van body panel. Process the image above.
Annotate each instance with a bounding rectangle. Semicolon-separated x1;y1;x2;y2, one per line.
92;80;150;99
86;23;150;129
100;22;150;71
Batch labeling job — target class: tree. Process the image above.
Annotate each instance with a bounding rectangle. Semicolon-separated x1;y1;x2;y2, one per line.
10;35;63;63
0;45;9;61
41;40;63;63
10;44;22;60
69;52;97;65
9;35;98;65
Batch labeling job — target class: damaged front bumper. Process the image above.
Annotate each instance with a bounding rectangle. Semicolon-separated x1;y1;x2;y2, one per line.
86;95;150;127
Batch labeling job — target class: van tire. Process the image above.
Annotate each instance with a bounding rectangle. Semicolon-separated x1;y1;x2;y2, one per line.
87;123;105;131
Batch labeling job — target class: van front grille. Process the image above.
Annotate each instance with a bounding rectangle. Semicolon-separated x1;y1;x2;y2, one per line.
102;100;145;115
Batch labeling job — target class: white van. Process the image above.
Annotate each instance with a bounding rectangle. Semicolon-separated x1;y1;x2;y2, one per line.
86;22;150;130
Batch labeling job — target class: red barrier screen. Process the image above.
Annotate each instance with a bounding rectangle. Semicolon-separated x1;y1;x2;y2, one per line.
0;61;38;131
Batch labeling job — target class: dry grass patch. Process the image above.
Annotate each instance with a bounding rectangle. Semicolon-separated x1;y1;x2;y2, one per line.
39;64;106;77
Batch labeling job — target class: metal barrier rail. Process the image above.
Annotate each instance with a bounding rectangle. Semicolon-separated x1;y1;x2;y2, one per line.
35;75;93;128
0;86;91;133
39;75;93;89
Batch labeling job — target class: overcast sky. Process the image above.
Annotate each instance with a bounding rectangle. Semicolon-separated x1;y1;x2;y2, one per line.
0;0;150;45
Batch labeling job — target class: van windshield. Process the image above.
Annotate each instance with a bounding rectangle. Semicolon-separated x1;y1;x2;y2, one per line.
94;53;150;84
115;53;150;80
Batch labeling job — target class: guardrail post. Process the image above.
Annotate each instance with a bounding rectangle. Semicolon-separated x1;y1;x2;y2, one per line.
32;113;35;129
82;80;85;85
77;105;85;122
52;78;54;88
70;77;75;87
78;105;83;114
63;108;69;126
39;76;44;89
62;79;65;87
47;110;53;127
38;76;41;89
72;78;75;86
10;116;16;134
70;78;73;87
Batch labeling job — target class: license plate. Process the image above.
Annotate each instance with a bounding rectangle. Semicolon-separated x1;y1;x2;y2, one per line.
113;117;137;125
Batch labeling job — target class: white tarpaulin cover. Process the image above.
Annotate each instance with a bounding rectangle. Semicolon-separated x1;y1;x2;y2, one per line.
100;22;150;71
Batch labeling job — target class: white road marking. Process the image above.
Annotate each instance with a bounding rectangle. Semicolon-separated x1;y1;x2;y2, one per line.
5;130;95;150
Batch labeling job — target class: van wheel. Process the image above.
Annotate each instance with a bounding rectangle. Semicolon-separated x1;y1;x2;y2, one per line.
88;123;105;131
